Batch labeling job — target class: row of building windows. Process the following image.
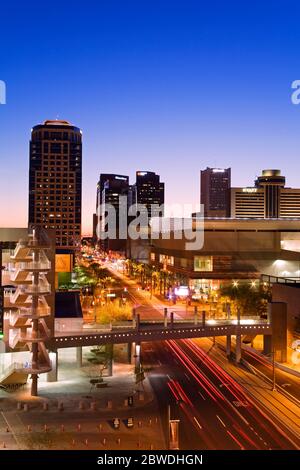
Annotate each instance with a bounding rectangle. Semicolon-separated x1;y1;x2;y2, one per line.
32;131;81;142
151;253;213;272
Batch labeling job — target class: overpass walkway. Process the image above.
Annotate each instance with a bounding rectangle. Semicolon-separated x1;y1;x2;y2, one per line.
47;318;271;349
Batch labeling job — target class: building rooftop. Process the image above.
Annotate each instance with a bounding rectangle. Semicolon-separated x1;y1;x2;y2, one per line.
43;120;71;126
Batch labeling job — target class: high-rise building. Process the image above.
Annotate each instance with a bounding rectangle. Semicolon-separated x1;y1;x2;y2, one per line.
132;171;165;218
200;167;231;218
231;169;300;219
28;120;82;250
96;174;129;252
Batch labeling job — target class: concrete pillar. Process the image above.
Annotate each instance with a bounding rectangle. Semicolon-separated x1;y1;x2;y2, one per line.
268;302;287;363
263;335;272;356
136;313;140;331
202;311;206;327
235;333;242;363
105;344;113;376
170;311;174;328
47;350;58;382
226;335;231;357
127;343;133;364
76;346;82;368
164;308;168;328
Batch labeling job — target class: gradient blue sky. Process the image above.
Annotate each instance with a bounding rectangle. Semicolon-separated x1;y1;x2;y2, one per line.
1;1;300;233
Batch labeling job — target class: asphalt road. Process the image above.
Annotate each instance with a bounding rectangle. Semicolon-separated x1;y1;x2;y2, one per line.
105;265;299;450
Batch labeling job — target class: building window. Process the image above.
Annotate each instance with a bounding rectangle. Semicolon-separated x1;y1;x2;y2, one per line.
167;256;174;266
159;254;166;263
194;256;213;272
150;252;155;261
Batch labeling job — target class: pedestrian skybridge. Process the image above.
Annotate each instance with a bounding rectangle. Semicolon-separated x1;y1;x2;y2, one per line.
48;318;271;349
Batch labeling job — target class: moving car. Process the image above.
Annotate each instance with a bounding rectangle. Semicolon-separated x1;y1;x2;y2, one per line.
113;418;120;429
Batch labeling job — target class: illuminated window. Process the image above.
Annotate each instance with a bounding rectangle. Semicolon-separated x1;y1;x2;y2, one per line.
194;256;213;272
150;252;155;261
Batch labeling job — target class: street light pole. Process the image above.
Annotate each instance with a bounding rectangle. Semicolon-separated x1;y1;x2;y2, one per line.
272;346;276;392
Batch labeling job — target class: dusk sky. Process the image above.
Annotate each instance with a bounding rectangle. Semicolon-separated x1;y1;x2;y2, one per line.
1;1;300;233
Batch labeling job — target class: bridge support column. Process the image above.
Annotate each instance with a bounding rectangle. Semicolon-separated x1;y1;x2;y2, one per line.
76;346;82;368
170;311;174;328
235;333;242;363
127;342;133;364
226;335;231;357
202;311;206;327
105;344;113;376
47;350;58;382
164;308;168;328
263;335;272;356
136;313;140;331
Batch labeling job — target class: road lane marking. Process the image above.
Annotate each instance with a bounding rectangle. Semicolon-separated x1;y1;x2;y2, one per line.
184;373;191;382
198;391;206;400
193;416;202;430
216;415;226;428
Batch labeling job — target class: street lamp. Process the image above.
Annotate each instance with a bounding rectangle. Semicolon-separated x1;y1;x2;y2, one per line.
272;346;276;392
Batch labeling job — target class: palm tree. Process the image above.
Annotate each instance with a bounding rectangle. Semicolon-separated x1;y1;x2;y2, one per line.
220;282;271;318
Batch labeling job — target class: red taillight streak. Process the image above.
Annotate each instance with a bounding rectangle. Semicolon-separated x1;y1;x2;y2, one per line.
226;430;245;450
180;339;290;449
167;341;223;401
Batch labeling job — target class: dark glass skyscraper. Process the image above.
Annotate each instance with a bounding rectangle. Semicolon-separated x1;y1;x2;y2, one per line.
96;174;129;252
200;167;231;218
28;120;82;250
133;171;165;217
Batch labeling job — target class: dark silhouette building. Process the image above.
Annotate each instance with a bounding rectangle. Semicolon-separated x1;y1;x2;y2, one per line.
200;167;231;218
96;174;129;252
132;171;165;218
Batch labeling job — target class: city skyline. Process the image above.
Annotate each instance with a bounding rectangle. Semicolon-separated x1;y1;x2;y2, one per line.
1;2;300;457
2;2;300;232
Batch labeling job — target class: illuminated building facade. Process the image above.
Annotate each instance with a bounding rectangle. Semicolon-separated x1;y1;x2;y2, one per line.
231;169;300;219
28;120;82;250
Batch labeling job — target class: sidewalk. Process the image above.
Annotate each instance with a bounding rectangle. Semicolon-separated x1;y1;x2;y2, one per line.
0;353;166;450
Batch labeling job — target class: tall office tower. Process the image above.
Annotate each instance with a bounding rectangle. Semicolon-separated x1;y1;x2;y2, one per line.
254;169;285;218
200;167;231;218
96;174;129;252
132;171;165;218
28;120;82;250
231;169;300;219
